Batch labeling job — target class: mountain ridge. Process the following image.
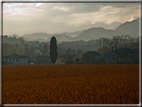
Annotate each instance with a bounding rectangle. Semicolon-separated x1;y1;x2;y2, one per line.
8;17;140;42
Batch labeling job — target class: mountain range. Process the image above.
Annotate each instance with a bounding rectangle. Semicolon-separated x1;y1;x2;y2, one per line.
47;34;74;42
8;17;140;42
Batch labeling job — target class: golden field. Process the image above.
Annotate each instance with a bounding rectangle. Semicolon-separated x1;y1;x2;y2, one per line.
3;65;139;104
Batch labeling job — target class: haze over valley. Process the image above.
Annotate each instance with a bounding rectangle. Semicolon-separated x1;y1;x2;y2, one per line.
2;2;140;65
3;2;140;41
7;17;140;42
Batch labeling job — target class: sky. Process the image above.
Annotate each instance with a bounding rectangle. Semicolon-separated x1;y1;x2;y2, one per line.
3;2;140;36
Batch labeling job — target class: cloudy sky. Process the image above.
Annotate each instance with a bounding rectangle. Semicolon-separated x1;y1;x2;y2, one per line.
3;2;140;36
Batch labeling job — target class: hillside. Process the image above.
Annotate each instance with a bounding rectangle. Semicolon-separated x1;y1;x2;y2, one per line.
47;34;74;42
23;32;51;41
8;17;140;42
114;17;140;37
8;34;19;38
74;27;119;41
74;18;140;41
63;30;85;37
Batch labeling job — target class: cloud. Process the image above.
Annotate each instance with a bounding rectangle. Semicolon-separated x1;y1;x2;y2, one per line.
3;3;140;36
66;21;123;32
62;4;139;27
52;6;70;11
3;3;45;16
3;16;73;36
94;21;122;29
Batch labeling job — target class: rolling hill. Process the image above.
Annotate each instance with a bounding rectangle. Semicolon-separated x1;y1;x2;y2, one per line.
114;17;140;36
8;17;140;42
74;27;118;41
46;34;74;42
22;32;51;41
73;17;140;41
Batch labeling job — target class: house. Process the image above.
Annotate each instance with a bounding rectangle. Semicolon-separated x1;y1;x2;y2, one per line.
65;54;79;64
116;48;139;64
132;49;139;64
3;54;28;65
35;55;52;65
65;54;81;64
55;54;79;65
104;51;121;64
82;51;101;64
27;59;36;65
71;54;79;63
55;57;66;65
104;48;139;64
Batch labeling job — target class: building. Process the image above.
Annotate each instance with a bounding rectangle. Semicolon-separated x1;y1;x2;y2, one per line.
104;51;121;64
3;54;28;65
116;48;139;64
104;48;139;64
55;54;80;65
55;57;66;65
71;54;79;63
35;55;52;65
82;51;101;64
131;49;139;64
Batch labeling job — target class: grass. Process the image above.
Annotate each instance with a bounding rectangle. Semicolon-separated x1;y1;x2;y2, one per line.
3;65;139;104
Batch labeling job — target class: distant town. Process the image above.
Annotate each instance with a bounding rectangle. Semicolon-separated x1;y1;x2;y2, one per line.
2;34;139;65
2;17;141;65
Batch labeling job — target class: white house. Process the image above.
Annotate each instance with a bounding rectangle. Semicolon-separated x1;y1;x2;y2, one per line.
3;54;28;65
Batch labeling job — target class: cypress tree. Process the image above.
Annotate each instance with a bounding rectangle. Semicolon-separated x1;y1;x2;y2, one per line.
50;36;58;64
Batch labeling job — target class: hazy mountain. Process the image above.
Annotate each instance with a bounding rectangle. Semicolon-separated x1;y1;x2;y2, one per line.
23;32;51;41
8;34;19;38
52;30;84;38
20;17;140;42
63;30;85;37
74;27;118;41
47;34;74;42
34;38;47;42
21;30;84;41
74;18;140;41
114;17;140;36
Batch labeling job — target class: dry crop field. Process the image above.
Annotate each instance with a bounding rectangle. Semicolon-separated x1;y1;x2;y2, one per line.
3;65;139;104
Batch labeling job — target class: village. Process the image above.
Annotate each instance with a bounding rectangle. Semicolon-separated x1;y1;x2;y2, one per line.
2;47;139;65
2;34;139;65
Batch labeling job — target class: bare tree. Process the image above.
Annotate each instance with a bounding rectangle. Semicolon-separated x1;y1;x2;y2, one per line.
42;43;48;56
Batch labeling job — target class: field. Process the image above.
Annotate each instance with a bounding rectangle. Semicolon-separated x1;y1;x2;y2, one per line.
3;65;139;104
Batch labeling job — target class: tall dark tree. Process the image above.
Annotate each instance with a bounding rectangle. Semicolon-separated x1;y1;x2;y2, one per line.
50;37;58;64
